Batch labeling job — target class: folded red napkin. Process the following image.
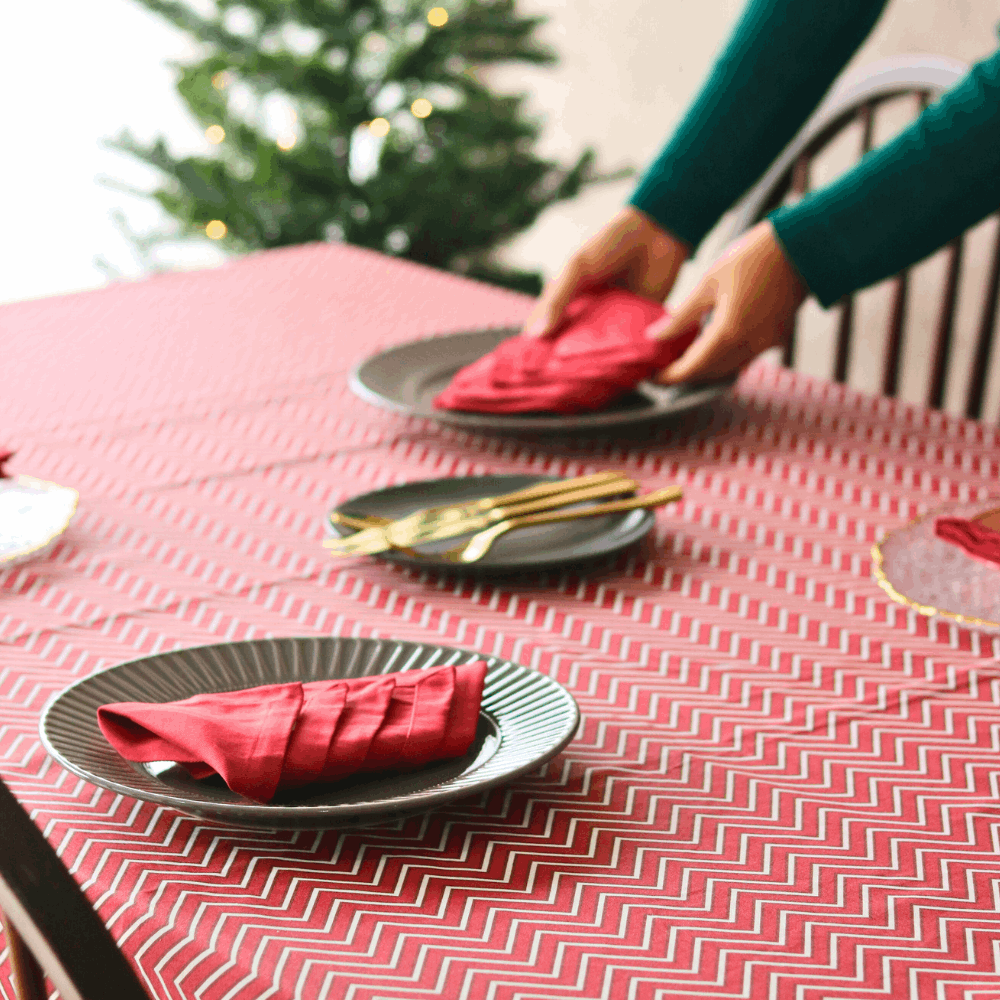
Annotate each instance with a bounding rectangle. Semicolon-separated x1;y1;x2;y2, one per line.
935;516;1000;568
434;289;698;414
97;661;488;802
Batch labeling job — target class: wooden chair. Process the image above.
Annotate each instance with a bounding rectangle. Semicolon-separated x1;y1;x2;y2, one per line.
0;775;150;1000
723;55;1000;419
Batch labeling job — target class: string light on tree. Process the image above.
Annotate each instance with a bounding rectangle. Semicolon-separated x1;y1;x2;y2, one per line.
108;0;602;296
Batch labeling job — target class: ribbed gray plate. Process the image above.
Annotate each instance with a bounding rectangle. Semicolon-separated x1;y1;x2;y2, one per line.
40;638;580;829
349;327;731;434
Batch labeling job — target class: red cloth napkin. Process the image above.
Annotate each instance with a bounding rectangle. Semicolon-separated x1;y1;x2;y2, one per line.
434;289;698;414
934;516;1000;568
97;661;488;802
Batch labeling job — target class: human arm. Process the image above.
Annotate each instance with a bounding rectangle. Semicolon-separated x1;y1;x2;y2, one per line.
628;0;891;248
654;45;1000;383
770;46;1000;307
523;0;890;337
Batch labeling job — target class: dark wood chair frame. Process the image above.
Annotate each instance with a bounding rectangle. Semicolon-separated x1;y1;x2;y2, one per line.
0;775;150;1000
724;55;1000;418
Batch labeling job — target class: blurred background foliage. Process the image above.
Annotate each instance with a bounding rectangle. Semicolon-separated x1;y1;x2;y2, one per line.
105;0;626;293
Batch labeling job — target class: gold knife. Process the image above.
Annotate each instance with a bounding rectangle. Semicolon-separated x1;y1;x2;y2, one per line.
324;471;630;555
324;478;639;556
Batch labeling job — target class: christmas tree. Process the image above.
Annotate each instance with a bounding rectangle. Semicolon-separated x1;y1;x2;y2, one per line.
106;0;618;293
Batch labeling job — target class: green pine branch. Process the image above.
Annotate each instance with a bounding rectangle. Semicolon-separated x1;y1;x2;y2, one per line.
106;0;631;293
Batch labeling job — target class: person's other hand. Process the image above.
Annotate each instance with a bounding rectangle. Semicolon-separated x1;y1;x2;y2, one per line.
522;207;690;338
652;220;808;384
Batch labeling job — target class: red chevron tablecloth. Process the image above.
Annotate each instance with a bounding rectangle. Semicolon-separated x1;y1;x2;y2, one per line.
3;243;1000;1000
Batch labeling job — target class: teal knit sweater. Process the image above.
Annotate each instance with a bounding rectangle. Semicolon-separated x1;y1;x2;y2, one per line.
628;0;1000;307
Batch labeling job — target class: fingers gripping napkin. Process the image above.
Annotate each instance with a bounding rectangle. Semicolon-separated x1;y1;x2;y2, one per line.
434;289;698;415
97;661;488;803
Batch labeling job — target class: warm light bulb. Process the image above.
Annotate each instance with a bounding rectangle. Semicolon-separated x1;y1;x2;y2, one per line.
277;135;297;150
368;117;390;137
427;7;448;26
205;124;226;144
410;98;433;119
205;220;227;239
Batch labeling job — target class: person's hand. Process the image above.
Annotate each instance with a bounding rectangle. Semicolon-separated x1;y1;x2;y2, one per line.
652;220;809;384
522;207;690;338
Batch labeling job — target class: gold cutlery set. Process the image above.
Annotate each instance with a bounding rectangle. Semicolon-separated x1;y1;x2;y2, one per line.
323;472;683;564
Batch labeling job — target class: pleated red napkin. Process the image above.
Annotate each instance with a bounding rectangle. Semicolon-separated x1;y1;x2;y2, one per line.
434;289;698;414
935;516;1000;568
97;661;488;802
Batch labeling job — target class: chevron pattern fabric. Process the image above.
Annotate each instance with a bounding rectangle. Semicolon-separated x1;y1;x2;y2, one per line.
2;244;999;1000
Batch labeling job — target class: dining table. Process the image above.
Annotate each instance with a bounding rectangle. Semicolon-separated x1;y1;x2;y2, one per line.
2;240;1000;1000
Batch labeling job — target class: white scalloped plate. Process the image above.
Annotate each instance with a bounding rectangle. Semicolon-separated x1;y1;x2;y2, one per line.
0;475;79;568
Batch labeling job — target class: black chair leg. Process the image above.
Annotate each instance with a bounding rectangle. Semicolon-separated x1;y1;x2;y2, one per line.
1;908;48;1000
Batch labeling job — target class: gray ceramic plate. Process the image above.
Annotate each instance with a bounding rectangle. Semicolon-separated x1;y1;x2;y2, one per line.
328;474;655;572
349;327;730;433
40;637;580;829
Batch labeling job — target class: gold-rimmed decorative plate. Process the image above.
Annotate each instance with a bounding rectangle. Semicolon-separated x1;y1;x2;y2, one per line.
0;475;79;569
872;498;1000;632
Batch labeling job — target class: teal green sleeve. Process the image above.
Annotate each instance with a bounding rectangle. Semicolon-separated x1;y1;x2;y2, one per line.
628;0;890;248
770;48;1000;306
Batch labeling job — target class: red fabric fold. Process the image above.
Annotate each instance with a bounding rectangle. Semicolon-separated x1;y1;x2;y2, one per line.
433;289;698;415
97;662;488;802
0;450;14;478
934;516;1000;568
